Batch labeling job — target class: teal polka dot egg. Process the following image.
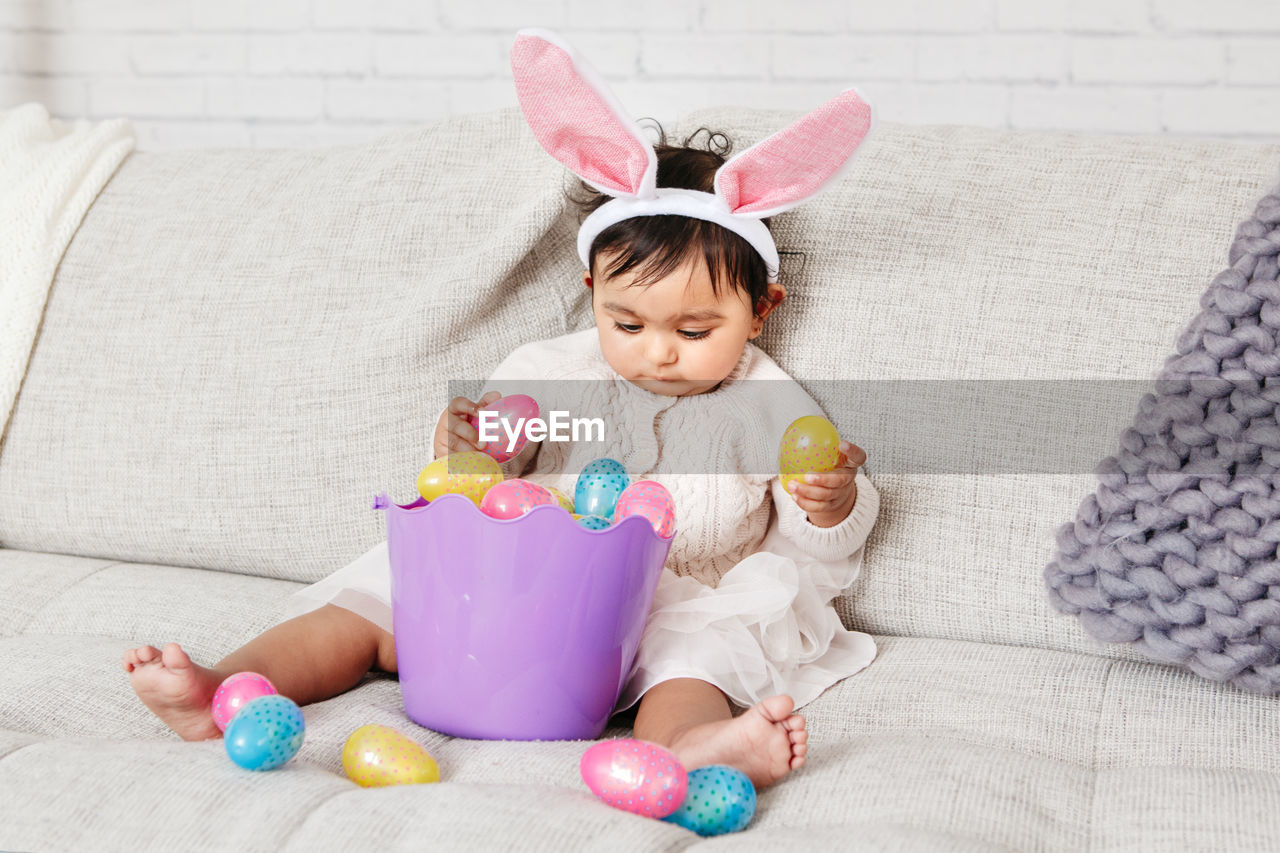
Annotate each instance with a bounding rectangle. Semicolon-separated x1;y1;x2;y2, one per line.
224;694;306;771
662;764;756;836
574;457;631;518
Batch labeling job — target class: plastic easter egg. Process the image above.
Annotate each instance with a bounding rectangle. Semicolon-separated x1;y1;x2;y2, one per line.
613;480;676;538
211;671;277;732
546;485;575;514
778;415;842;493
479;478;556;520
471;394;540;463
224;694;305;772
662;765;756;836
417;451;503;506
577;514;612;530
574;458;631;518
342;724;440;787
580;739;688;818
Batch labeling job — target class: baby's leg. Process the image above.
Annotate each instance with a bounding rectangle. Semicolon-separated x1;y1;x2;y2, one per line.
633;678;808;789
122;604;396;741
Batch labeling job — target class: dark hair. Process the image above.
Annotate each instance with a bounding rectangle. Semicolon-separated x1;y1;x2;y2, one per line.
566;122;772;315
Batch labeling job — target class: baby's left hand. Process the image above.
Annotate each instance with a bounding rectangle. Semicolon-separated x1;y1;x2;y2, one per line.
785;440;867;528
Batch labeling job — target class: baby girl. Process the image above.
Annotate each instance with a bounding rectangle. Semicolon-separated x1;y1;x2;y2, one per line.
123;29;879;790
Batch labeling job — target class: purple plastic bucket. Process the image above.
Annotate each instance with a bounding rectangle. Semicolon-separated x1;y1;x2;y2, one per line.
381;492;673;741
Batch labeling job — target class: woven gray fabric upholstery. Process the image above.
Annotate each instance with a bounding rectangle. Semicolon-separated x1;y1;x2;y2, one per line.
5;107;1280;850
0;109;580;581
3;559;1279;853
1047;180;1280;693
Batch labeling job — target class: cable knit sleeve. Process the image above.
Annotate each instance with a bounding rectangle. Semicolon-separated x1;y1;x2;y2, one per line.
771;466;879;563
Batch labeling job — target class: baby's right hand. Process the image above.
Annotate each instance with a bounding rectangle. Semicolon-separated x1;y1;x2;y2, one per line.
433;391;502;459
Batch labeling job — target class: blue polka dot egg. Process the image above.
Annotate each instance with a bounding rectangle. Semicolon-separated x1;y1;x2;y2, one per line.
224;694;306;771
574;457;631;518
662;764;756;836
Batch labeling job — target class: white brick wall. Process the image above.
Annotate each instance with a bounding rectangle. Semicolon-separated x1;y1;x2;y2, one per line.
1;0;1276;150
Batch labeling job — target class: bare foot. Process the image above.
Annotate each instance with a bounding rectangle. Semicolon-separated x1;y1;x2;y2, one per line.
122;642;223;741
668;694;808;789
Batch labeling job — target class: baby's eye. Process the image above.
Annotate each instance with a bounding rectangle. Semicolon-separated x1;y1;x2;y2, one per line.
612;321;709;340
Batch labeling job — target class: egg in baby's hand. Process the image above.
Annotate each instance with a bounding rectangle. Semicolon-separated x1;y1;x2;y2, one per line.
778;415;842;494
342;724;440;787
580;739;688;818
471;393;540;463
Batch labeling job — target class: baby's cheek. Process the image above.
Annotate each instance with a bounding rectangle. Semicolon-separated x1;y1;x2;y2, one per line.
695;342;744;380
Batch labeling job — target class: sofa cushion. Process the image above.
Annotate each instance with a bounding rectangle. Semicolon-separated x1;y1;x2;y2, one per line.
0;549;301;739
3;629;1278;851
0;549;116;637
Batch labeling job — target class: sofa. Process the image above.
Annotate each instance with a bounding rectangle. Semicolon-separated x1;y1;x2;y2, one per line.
2;101;1279;851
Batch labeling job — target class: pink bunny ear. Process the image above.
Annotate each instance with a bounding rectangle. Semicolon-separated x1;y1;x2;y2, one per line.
714;88;874;218
511;28;657;199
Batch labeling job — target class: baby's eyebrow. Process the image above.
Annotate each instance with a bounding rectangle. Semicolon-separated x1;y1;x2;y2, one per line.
601;301;724;323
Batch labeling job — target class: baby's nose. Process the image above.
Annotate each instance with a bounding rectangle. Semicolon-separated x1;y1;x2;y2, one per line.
645;336;677;365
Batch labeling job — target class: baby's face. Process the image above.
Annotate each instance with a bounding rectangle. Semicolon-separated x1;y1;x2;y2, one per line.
588;253;773;397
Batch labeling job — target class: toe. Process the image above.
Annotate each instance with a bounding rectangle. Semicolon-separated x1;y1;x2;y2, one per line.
782;713;807;732
136;645;160;664
160;642;192;671
791;755;806;770
793;742;808;758
789;728;808;745
756;694;796;724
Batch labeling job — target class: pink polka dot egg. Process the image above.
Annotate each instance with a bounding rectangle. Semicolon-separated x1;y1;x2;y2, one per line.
612;480;676;539
211;671;278;732
479;478;557;520
470;393;540;463
580;738;688;818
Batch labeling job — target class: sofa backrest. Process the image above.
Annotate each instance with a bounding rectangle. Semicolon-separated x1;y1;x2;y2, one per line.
670;108;1280;662
2;104;1277;662
0;108;581;580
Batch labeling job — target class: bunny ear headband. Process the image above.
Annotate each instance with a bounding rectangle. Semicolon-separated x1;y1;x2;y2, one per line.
510;28;875;284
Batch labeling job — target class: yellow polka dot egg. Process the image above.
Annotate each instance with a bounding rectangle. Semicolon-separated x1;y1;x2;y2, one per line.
342;724;440;787
416;451;503;506
778;415;842;493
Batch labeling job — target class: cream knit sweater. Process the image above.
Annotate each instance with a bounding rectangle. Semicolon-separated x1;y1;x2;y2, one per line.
447;327;880;588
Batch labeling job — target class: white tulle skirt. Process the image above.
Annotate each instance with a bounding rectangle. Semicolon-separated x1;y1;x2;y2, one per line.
285;523;876;713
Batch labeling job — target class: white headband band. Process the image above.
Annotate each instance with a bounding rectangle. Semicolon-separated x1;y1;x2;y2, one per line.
511;28;874;286
578;188;782;282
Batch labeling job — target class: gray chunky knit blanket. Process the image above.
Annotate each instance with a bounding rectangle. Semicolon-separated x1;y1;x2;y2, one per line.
1046;177;1280;694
